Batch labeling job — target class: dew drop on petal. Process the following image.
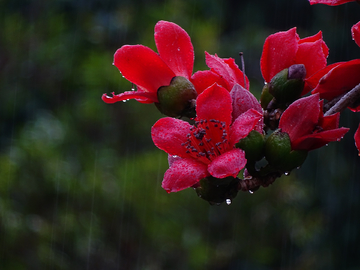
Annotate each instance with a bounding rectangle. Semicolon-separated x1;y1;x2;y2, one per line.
226;199;232;205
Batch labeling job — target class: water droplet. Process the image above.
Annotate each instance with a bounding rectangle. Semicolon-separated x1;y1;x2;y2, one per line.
296;166;301;170
284;171;289;176
249;190;254;194
226;199;231;205
122;100;127;103
131;87;135;91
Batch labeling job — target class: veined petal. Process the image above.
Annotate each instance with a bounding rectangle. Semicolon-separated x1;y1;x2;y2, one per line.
195;84;232;126
351;21;360;47
208;148;246;178
312;59;360;100
260;28;298;82
292;128;349;150
155;21;194;79
162;158;209;193
101;90;158;104
113;45;175;93
151;117;192;158
298;31;329;58
279;94;320;142
295;39;327;78
229;109;263;146
191;70;228;95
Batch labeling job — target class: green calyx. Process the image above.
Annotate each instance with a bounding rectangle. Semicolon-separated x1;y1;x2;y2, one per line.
236;130;265;162
195;176;239;205
264;130;308;173
156;76;197;118
260;84;274;110
268;64;306;104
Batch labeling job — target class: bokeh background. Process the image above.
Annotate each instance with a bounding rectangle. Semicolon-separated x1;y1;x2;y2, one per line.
0;0;360;269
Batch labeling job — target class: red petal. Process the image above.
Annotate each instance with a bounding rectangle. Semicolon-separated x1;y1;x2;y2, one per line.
208;148;246;178
229;109;263;146
298;31;329;58
312;59;360;100
351;21;360;47
162;158;209;193
151;117;192;158
154;21;194;79
191;70;228;95
279;94;320;142
101;90;158;104
196;84;232;126
260;28;299;82
230;84;264;132
355;124;360;156
295;39;327;78
309;0;356;5
320;112;340;130
205;52;248;90
224;58;250;89
113;45;175;93
292;127;349;150
305;62;344;93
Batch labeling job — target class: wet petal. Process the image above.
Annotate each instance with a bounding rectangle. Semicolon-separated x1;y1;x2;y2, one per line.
292;128;349;150
162;158;209;193
101;90;158;104
224;58;250;90
260;27;298;82
113;45;175;93
151;117;192;158
298;31;329;58
309;0;356;6
191;70;228;95
355;124;360;156
155;21;194;79
351;21;360;47
229;109;263;146
195;84;232;126
279;94;320;142
208;148;246;178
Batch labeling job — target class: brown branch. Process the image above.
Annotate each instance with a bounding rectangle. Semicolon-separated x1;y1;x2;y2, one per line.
324;83;360;116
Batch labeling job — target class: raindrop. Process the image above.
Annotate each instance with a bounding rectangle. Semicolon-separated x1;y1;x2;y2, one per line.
122;100;126;103
284;171;289;176
249;190;254;194
226;199;231;205
296;166;301;170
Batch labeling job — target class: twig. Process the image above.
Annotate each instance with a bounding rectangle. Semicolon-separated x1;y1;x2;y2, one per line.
324;83;360;116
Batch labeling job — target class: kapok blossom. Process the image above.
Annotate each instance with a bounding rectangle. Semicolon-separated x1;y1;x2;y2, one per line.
102;20;195;104
151;84;262;193
309;0;358;5
260;27;329;95
191;52;250;94
279;94;349;151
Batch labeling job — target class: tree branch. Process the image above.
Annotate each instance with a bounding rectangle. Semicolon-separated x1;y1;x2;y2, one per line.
324;83;360;116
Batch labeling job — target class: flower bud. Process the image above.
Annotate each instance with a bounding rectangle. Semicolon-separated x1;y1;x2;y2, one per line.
260;83;274;109
269;64;306;104
195;176;239;205
235;130;265;162
156;76;197;118
264;130;308;172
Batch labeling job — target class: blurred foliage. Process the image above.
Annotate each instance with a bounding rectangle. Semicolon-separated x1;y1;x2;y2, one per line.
0;0;360;269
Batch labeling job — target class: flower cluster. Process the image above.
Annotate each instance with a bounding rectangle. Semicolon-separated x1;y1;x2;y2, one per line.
102;18;359;204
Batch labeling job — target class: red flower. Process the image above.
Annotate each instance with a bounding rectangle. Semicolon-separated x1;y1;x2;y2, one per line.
191;52;249;94
311;59;360;111
260;27;329;95
102;20;194;104
151;84;262;193
309;0;357;5
279;94;349;151
352;21;360;47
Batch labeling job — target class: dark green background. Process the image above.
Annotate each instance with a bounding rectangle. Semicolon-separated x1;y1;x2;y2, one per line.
0;0;359;269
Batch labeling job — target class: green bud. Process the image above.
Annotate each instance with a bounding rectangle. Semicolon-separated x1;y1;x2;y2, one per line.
156;76;197;118
269;64;306;104
264;130;308;172
260;83;274;110
236;130;265;162
195;176;239;205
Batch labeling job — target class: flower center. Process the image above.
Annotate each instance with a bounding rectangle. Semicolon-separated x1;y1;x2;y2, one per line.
182;119;230;164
